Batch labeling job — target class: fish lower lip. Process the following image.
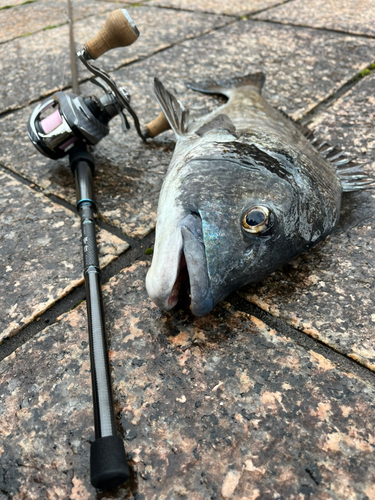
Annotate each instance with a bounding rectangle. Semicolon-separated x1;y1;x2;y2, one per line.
177;213;213;316
167;253;188;308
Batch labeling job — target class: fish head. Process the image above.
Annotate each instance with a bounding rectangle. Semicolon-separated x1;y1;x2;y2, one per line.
146;139;326;316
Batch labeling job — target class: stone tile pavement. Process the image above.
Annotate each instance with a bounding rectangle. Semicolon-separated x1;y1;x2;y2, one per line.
0;0;375;498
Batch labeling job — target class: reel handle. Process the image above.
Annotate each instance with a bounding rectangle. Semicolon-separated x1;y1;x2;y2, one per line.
144;111;171;138
85;9;139;60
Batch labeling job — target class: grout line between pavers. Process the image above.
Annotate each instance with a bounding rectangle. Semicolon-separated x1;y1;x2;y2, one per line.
243;0;296;19
300;62;375;126
0;0;39;11
249;17;375;40
2;5;375;381
228;295;375;388
0;159;144;243
145;0;294;19
0;4;116;46
0;231;154;363
0;14;237;118
0;161;150;246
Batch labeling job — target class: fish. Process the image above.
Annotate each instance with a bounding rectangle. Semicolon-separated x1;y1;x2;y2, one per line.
145;73;373;316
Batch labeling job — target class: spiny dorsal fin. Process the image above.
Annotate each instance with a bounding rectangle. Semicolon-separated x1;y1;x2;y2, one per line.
277;108;375;192
306;131;375;191
185;72;266;98
153;78;189;137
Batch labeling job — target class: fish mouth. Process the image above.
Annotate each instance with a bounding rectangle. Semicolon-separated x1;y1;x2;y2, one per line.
146;213;213;316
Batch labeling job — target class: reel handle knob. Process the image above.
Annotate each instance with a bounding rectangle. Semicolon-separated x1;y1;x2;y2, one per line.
85;9;139;60
144;111;171;138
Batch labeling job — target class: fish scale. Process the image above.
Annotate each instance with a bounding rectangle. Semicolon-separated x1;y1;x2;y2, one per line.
145;73;373;316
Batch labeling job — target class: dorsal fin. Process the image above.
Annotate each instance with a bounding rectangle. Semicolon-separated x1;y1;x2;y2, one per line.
304;129;375;191
186;72;265;98
153;78;189;137
277;108;375;192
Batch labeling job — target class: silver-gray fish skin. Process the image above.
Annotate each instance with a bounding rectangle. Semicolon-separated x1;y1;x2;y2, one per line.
146;74;344;316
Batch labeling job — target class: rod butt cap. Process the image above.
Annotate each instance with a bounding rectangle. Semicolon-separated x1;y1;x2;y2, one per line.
90;435;129;489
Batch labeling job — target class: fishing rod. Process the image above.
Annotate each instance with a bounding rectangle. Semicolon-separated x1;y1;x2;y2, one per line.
27;8;159;490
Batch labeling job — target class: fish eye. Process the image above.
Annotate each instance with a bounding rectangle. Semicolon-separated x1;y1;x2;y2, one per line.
241;206;272;235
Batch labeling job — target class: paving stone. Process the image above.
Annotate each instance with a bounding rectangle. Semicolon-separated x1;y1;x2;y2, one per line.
255;0;375;37
1;20;375;239
0;169;129;342
149;0;286;16
0;6;230;114
1;260;375;498
0;0;27;8
241;73;375;371
0;0;115;44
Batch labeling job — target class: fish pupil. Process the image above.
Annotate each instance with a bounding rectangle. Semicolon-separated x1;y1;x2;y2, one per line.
246;210;265;227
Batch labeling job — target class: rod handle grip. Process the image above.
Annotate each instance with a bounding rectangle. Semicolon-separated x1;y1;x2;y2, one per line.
144;111;171;138
85;9;139;60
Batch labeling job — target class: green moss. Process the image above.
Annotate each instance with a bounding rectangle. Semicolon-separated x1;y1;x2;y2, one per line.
0;0;35;9
359;68;371;78
369;63;375;70
145;248;153;255
43;24;59;30
20;32;33;37
240;15;248;20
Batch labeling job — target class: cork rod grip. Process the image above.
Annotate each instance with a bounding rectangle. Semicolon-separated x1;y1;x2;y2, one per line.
85;9;139;60
144;112;171;138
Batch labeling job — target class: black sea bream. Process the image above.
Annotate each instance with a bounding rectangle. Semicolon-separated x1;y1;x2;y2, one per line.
145;73;373;316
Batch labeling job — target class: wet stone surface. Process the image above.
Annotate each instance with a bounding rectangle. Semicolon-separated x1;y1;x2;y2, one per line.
149;0;287;16
0;6;230;114
1;20;375;238
241;72;375;370
0;169;129;342
256;0;375;37
0;0;115;44
2;261;375;499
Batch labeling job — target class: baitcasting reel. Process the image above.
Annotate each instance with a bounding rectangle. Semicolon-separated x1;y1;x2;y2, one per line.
28;9;146;160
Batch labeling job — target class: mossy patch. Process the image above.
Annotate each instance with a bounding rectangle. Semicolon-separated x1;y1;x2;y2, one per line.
145;248;153;255
0;0;36;9
359;68;371;78
43;25;59;31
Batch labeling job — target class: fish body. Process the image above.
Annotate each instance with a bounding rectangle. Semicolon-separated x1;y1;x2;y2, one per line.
146;74;370;316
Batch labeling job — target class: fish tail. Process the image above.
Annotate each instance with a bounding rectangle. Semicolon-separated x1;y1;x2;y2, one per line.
185;72;266;98
153;78;190;137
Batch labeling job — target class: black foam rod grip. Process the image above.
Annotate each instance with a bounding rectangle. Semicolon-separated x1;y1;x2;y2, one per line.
90;435;129;489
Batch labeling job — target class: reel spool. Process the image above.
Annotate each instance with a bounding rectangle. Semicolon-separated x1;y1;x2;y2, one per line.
28;92;115;160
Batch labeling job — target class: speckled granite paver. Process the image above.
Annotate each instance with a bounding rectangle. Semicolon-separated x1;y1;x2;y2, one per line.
0;6;230;114
255;0;375;37
149;0;286;16
1;19;375;238
241;72;375;370
2;261;375;499
0;0;115;44
0;170;129;342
